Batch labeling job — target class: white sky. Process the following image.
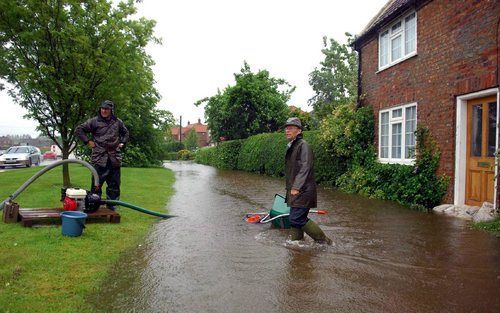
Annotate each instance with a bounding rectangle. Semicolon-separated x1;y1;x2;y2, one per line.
0;0;387;137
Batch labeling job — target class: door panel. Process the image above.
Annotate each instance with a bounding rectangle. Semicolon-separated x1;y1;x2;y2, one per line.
465;96;497;206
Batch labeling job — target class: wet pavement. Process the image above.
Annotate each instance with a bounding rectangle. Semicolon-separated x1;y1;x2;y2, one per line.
91;161;500;313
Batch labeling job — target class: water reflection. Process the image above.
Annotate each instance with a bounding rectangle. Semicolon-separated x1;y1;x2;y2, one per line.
90;161;500;313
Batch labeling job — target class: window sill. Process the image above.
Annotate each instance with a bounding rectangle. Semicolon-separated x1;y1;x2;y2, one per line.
377;52;418;74
378;158;415;166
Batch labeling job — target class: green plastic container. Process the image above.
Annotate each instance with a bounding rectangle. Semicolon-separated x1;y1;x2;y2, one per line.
269;194;291;229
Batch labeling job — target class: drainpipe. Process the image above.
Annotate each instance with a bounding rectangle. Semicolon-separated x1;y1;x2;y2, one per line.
356;48;362;109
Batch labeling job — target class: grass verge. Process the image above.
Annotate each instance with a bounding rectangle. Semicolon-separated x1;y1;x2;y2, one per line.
0;164;175;312
473;218;500;237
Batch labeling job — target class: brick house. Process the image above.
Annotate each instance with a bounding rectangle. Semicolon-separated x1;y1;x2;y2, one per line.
353;0;499;206
170;118;211;147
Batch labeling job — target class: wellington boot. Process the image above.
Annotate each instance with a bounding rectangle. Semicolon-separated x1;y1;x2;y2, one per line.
290;227;304;241
302;220;332;245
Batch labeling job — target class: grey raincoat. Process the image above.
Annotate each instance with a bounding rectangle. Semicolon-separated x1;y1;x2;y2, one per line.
75;113;129;168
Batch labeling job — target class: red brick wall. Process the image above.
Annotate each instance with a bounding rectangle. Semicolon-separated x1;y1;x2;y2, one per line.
358;0;499;203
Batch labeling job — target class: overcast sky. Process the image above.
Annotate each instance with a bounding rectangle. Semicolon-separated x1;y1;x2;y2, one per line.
0;0;387;137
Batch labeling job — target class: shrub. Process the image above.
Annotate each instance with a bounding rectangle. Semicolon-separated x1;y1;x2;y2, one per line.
319;103;374;167
337;126;449;210
177;149;194;160
164;141;184;152
195;140;243;170
164;152;178;160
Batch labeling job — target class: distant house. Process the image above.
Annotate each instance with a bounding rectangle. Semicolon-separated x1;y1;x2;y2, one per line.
0;136;13;149
353;0;499;206
170;118;211;147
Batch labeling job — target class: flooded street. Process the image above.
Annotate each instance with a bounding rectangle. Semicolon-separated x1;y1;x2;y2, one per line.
92;161;500;313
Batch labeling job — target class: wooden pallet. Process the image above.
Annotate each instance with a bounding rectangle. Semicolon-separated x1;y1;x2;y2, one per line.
18;206;120;227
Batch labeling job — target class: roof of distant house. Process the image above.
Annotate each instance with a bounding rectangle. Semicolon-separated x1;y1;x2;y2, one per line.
170;121;208;136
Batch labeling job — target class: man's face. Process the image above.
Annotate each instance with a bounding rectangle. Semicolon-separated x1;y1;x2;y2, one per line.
285;125;301;141
100;107;111;118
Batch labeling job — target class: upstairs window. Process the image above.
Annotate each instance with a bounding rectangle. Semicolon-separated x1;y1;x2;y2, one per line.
379;11;417;70
379;103;417;164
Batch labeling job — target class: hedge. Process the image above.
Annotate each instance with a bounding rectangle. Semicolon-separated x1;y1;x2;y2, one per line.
196;131;343;183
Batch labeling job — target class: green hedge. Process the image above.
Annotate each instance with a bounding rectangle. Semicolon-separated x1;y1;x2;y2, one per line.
195;140;243;170
195;131;342;183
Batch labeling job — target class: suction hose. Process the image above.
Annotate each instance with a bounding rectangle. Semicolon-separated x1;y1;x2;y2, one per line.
103;200;175;219
0;159;100;211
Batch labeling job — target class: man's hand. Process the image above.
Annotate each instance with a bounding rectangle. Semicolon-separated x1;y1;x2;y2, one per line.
291;188;300;196
88;140;96;148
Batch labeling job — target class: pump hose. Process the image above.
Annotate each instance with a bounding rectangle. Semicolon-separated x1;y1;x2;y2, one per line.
103;200;175;219
0;159;100;211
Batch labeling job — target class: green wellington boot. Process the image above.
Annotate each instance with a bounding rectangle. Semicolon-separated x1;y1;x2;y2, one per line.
302;220;332;245
290;227;304;241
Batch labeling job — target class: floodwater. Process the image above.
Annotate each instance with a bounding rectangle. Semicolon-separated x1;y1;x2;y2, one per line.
91;161;500;313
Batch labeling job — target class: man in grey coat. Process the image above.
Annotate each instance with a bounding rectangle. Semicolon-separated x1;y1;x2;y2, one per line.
75;100;129;209
284;117;331;244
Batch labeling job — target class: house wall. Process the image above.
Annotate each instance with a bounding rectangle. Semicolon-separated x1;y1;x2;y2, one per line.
358;0;499;203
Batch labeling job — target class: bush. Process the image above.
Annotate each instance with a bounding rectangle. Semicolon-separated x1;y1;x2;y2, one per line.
164;141;184;152
195;140;243;170
319;103;374;167
164;152;178;160
336;126;449;210
238;133;287;176
122;144;160;167
177;149;194;160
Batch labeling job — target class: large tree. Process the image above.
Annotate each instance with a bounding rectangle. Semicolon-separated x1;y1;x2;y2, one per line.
308;34;358;119
0;0;163;186
196;62;294;141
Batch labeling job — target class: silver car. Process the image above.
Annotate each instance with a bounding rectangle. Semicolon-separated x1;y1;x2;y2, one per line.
0;146;42;168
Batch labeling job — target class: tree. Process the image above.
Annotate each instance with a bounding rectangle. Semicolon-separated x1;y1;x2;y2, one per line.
196;62;294;141
287;106;313;131
0;0;162;185
308;34;358;119
184;128;199;151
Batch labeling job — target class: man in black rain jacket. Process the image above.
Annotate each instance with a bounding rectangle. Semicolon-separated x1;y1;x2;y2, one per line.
284;117;331;244
75;100;129;209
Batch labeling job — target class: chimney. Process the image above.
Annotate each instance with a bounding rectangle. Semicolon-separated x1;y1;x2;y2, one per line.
198;118;201;124
187;121;190;125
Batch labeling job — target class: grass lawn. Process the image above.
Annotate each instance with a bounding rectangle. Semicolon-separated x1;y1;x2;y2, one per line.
473;218;500;237
0;164;175;312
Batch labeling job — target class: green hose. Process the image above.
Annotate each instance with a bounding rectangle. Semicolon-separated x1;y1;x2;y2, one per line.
104;200;176;219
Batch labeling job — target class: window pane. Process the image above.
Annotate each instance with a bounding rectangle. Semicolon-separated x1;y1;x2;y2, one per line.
405;106;417;158
391;35;402;61
488;102;497;157
380;112;389;158
379;31;389;67
392;108;402;118
392;123;402;158
391;21;402;34
471;105;482;157
405;13;416;54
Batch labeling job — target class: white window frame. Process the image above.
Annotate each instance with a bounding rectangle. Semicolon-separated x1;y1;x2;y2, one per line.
378;103;417;165
378;10;417;71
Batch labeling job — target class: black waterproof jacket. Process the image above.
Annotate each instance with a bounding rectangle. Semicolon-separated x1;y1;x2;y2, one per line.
284;134;317;208
75;113;129;168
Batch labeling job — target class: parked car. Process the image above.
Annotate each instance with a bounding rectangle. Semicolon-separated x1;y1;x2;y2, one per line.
43;151;58;160
0;150;4;156
0;146;42;168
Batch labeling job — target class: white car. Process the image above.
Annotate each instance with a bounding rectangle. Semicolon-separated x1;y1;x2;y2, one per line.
0;146;42;168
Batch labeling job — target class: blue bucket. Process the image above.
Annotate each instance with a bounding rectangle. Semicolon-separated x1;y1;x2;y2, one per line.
60;211;87;237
